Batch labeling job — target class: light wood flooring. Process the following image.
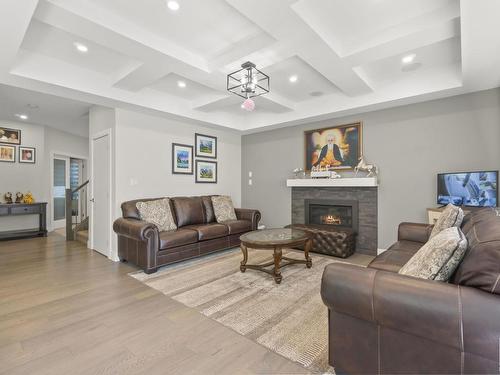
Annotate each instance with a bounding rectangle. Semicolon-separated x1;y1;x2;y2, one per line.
0;233;309;375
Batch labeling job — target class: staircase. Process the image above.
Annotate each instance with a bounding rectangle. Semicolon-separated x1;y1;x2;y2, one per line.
76;230;88;245
66;180;89;242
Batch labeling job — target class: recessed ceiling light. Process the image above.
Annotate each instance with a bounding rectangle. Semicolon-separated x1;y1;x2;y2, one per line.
401;53;416;64
289;75;298;83
177;80;186;88
15;114;28;120
167;1;180;11
73;42;88;53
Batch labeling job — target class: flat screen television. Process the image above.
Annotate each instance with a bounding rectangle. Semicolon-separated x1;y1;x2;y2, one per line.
437;171;498;207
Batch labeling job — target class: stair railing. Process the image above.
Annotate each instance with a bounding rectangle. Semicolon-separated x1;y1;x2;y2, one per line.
65;179;89;240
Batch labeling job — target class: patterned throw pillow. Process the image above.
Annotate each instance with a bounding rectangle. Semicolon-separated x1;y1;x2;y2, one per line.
399;227;468;281
429;204;464;239
136;198;177;232
211;196;237;223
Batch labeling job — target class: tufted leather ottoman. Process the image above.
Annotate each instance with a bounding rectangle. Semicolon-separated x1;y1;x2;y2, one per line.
285;224;356;258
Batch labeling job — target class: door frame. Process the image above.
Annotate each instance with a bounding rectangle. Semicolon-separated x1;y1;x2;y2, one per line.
49;151;88;232
90;129;114;260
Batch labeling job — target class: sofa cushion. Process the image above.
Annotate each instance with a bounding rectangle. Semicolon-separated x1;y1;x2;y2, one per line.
453;208;500;294
399;227;468;281
183;223;229;241
171;197;205;227
429;204;464;239
201;196;216;223
136;198;177;232
122;197;166;220
224;219;252;235
159;229;198;250
368;243;420;273
211;196;237;222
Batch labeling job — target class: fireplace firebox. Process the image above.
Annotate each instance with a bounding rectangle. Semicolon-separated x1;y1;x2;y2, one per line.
304;199;359;233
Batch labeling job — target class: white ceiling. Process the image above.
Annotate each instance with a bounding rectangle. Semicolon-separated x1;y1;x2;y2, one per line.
0;84;90;137
0;0;499;133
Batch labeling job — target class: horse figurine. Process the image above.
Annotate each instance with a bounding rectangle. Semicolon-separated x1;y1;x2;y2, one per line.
354;156;378;177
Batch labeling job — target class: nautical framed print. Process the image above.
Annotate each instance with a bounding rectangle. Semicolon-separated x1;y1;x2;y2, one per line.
195;133;217;159
195;160;217;183
172;143;194;174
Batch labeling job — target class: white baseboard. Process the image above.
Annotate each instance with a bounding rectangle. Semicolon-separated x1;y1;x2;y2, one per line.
377;248;387;255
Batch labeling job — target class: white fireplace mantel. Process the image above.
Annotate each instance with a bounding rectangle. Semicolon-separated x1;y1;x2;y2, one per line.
286;177;378;187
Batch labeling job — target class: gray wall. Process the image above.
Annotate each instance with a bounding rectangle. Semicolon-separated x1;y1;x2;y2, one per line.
0;120;88;231
242;88;500;249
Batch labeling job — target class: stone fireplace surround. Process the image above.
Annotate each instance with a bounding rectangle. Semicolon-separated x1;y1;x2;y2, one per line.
291;186;378;256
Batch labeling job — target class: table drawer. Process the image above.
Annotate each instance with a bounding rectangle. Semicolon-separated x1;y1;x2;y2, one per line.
10;205;41;215
0;207;8;216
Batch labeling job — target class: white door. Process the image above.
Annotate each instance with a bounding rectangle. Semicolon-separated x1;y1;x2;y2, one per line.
91;134;111;257
52;155;70;229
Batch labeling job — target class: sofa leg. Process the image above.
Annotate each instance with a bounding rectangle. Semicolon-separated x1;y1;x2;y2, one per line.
119;258;128;263
144;267;158;274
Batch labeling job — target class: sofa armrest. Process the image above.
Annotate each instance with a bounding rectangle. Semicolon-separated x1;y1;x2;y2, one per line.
321;263;500;366
398;222;433;243
113;217;159;242
235;208;261;230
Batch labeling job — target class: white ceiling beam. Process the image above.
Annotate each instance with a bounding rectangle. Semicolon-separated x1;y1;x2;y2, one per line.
191;94;234;111
226;0;372;97
460;0;500;90
343;2;460;57
208;32;276;71
37;0;209;71
0;0;39;75
344;18;460;68
113;64;172;92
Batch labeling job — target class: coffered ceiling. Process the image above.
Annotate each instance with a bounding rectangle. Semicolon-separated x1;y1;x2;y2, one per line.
1;0;499;133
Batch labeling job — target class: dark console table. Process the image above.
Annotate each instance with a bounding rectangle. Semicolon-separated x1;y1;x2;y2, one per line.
0;202;48;240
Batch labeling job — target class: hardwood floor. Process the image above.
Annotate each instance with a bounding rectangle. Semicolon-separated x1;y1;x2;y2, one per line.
0;233;309;375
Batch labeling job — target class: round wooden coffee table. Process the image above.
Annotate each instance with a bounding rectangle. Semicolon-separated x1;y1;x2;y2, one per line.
239;228;313;284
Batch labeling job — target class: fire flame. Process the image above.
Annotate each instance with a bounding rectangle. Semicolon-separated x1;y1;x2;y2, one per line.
322;215;342;225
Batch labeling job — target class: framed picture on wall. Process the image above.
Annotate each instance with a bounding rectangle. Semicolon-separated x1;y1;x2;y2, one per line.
0;127;21;145
171;143;193;174
19;146;36;164
195;133;217;159
195;160;217;183
0;145;16;162
304;122;362;171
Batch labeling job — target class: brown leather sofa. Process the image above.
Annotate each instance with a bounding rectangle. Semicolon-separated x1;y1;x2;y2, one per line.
113;196;261;274
321;208;500;374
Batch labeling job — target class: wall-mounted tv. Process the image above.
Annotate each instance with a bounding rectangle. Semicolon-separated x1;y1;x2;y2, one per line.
437;171;498;207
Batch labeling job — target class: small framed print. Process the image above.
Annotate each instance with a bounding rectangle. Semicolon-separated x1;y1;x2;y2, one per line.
0;126;21;145
195;160;217;183
195;133;217;159
172;143;193;174
0;145;15;162
19;146;36;164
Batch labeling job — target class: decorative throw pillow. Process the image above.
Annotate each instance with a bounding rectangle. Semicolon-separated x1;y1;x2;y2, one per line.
211;195;237;223
429;204;464;239
399;227;468;281
136;198;177;232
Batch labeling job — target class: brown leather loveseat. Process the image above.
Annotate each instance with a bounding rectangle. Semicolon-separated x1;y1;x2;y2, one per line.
321;208;500;374
113;196;261;274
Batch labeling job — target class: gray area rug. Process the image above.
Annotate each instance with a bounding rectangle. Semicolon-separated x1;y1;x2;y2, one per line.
130;248;372;374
